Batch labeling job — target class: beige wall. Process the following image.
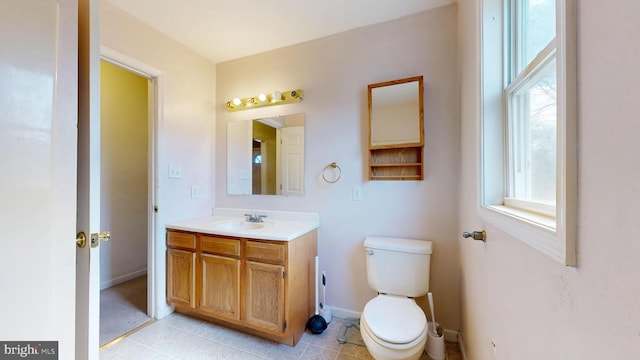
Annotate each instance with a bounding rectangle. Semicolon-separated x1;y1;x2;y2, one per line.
458;1;640;358
101;1;216;223
100;1;216;317
99;60;148;288
216;5;461;329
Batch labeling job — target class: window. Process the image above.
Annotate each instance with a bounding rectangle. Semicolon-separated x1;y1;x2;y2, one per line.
481;0;577;265
506;0;557;216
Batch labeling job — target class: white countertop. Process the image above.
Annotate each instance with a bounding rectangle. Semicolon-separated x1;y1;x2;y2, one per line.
165;208;319;241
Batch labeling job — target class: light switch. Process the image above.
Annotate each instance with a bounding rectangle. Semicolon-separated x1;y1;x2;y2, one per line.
352;186;363;201
168;165;182;179
191;185;199;199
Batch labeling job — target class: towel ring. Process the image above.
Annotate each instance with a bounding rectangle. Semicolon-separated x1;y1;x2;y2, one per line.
322;162;341;183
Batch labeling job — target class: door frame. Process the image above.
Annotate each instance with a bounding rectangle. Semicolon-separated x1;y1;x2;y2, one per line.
100;46;167;319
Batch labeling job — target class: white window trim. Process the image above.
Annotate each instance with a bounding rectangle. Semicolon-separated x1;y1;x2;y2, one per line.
479;0;577;266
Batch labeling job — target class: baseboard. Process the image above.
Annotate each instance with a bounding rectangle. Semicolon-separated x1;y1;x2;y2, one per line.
458;332;469;360
101;268;147;290
327;306;361;320
443;328;459;343
326;305;460;344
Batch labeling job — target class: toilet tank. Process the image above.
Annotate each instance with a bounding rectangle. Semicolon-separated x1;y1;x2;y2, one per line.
364;236;432;298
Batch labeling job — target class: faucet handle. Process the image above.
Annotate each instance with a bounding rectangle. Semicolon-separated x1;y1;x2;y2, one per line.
257;215;267;223
244;213;254;222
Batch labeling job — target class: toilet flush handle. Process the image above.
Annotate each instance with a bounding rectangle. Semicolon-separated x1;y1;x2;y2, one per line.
365;249;374;255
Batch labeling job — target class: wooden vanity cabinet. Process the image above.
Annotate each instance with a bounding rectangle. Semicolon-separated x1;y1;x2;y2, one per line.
199;236;241;321
166;232;196;308
245;240;286;332
166;229;317;346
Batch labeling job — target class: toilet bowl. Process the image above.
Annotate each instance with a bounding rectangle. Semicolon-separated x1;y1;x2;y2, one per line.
360;295;427;360
360;236;433;360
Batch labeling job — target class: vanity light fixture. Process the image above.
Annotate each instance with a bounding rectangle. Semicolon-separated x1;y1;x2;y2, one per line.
226;89;304;112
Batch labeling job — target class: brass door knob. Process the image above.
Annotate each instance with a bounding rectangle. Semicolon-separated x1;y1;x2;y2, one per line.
90;230;111;248
76;232;87;248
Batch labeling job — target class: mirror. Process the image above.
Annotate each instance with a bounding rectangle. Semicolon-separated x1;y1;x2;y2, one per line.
368;76;423;148
227;113;305;196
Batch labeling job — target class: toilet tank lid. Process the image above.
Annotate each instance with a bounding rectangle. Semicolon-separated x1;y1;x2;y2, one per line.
364;236;432;254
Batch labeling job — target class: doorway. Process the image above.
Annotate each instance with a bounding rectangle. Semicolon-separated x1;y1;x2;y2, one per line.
98;59;155;346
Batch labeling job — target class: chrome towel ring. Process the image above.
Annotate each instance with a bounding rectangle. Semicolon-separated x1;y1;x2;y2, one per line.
322;162;341;183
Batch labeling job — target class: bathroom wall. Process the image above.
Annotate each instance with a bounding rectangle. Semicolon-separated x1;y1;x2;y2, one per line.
458;1;640;359
101;1;215;223
216;5;460;329
99;60;149;288
100;1;216;317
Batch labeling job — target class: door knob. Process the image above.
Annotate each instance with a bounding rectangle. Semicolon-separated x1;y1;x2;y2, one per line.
90;230;111;248
462;230;486;242
76;232;87;248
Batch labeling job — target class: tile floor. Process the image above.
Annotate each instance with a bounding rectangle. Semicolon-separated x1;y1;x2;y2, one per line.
100;313;462;360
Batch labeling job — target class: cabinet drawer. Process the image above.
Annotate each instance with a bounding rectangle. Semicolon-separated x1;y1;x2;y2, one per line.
201;236;241;257
246;241;286;264
167;231;196;250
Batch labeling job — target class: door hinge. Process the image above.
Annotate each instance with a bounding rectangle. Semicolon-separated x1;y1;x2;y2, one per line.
283;320;287;330
283;271;286;279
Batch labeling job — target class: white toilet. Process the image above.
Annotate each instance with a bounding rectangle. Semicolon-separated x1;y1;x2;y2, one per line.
360;236;433;360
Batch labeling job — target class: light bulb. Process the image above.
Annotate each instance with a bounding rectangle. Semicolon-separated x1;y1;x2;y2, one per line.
258;93;267;102
273;91;282;101
232;98;242;106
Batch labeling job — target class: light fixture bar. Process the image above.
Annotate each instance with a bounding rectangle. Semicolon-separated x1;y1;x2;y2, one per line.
226;89;304;112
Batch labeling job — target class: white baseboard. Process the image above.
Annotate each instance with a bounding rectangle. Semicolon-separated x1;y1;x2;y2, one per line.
458;332;469;360
443;328;459;343
101;268;147;290
327;306;361;320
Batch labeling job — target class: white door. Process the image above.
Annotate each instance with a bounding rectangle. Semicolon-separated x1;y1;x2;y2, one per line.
0;0;79;358
278;126;305;196
77;0;102;358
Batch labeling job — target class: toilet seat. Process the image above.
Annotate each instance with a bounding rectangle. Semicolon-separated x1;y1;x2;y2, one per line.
361;295;427;345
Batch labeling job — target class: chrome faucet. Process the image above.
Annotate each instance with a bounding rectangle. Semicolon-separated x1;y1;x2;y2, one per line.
244;213;267;223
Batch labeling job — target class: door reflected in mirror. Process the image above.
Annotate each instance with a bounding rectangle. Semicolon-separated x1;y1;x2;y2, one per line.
227;113;304;195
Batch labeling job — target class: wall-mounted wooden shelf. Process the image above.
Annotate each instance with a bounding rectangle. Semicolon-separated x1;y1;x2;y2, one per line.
369;146;423;180
367;76;424;181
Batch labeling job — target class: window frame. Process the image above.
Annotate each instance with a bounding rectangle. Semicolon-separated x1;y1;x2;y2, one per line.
479;0;577;266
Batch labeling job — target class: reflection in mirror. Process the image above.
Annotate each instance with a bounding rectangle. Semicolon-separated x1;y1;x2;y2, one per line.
369;76;423;147
227;113;304;196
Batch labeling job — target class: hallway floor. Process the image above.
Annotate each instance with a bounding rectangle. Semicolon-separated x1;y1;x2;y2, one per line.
100;312;462;359
100;276;150;346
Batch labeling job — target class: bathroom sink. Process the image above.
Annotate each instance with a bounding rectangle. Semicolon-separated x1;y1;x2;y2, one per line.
213;221;265;231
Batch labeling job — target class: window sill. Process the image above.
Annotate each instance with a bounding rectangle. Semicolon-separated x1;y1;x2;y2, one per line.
479;205;572;266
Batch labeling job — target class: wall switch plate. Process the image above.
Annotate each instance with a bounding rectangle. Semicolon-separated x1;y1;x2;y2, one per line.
352;186;363;201
191;185;199;199
169;165;182;179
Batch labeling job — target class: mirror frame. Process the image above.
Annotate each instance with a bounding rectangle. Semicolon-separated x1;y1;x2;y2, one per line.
368;75;424;149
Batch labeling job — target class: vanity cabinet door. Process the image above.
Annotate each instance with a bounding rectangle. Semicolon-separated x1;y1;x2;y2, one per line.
167;248;196;308
200;253;241;320
245;261;285;333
